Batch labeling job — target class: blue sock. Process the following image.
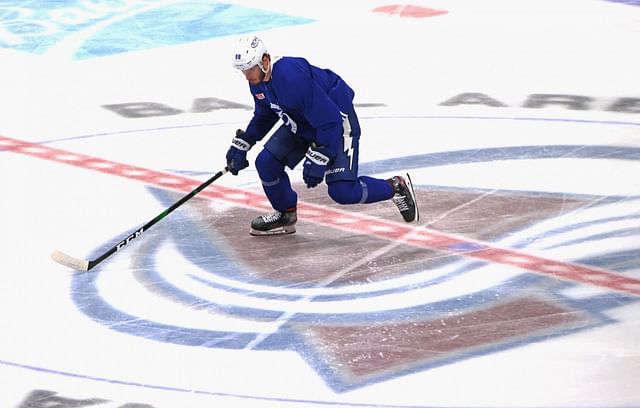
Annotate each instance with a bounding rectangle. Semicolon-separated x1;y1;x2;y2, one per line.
327;177;394;205
360;176;394;203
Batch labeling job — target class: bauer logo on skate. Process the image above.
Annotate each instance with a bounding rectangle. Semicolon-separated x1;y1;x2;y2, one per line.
66;138;640;392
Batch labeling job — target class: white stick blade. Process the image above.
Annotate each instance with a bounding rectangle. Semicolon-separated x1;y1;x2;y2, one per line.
51;250;89;271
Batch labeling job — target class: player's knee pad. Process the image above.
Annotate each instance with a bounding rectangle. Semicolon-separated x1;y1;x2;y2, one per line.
328;180;363;205
255;149;285;181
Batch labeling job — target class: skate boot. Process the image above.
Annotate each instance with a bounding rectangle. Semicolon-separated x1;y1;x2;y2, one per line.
250;208;297;236
388;174;419;222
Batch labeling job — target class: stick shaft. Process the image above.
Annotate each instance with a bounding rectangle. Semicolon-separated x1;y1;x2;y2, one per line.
53;168;228;271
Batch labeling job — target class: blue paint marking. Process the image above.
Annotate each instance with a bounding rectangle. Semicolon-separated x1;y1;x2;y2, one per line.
0;1;313;59
581;249;640;272
36;114;640;145
510;199;640;250
358;144;640;177
605;0;640;6
448;242;485;251
68;143;640;390
0;359;446;408
59;116;640;392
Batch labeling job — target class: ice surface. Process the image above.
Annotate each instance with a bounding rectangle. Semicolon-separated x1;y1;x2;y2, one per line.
1;0;639;407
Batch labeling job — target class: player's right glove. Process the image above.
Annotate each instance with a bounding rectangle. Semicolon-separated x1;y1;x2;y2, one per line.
225;129;252;175
302;145;335;188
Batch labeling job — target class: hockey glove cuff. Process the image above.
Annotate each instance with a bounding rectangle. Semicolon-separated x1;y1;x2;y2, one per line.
226;129;253;175
303;145;335;188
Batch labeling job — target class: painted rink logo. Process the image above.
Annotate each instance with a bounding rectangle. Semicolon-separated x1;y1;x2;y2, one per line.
67;139;640;391
2;114;638;391
0;1;312;59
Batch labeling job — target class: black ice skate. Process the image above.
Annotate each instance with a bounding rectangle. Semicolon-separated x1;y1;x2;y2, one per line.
388;174;419;223
250;208;297;236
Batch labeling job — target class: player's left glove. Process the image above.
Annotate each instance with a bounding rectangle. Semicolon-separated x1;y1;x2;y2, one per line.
302;145;335;188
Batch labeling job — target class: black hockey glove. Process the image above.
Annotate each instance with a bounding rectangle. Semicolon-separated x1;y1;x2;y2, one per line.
302;145;335;188
225;129;252;175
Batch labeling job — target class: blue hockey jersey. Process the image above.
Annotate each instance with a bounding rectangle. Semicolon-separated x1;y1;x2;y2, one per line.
243;57;355;156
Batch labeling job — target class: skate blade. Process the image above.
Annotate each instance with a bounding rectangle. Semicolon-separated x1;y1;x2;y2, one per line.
405;173;420;223
250;225;296;236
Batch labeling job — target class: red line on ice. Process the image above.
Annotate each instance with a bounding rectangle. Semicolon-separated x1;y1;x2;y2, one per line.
3;134;639;296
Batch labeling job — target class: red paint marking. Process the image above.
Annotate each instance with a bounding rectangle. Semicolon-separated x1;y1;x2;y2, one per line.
3;134;639;296
372;4;448;18
302;296;585;379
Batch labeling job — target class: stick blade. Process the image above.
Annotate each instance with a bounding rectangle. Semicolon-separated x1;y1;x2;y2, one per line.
51;250;90;271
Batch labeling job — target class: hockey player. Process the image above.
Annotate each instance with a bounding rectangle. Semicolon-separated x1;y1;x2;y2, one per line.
225;36;418;235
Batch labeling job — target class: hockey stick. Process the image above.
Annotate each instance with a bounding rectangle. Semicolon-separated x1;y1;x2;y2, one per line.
51;167;229;272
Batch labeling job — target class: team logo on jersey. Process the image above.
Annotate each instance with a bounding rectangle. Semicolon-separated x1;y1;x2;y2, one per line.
255;92;265;100
341;111;354;170
270;102;298;133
